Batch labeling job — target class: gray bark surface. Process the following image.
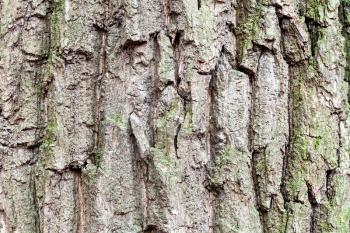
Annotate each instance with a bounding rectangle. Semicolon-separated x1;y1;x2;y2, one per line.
0;0;350;232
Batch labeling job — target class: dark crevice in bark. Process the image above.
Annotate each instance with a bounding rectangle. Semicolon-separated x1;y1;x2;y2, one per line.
280;47;294;224
73;169;85;233
339;2;350;104
141;163;150;231
281;82;292;233
174;123;181;159
251;146;270;232
166;31;191;115
278;14;306;65
33;62;47;150
172;31;183;87
245;59;258;154
237;65;256;77
278;14;293;202
306;181;318;233
325;169;336;199
21;49;49;61
206;54;221;232
336;113;342;168
197;0;201;10
91;5;110;167
251;149;267;232
143;224;167;233
208;45;229;152
30;166;41;233
304;17;321;61
122;39;148;49
150;32;161;146
207;61;216;165
170;31;191;118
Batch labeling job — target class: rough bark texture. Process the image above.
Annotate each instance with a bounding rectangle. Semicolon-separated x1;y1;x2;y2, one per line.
0;0;350;232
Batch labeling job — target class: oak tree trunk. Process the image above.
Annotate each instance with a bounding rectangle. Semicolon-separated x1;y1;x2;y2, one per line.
0;0;350;232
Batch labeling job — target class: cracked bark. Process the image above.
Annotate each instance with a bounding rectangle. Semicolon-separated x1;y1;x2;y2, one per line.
1;0;350;233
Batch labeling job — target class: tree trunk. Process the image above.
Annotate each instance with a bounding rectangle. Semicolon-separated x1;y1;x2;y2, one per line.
0;0;349;232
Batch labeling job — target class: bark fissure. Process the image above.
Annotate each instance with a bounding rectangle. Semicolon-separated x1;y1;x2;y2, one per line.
30;166;41;233
92;2;110;167
74;169;85;233
339;2;350;103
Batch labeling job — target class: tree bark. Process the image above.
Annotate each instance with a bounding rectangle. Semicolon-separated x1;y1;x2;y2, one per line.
0;0;349;232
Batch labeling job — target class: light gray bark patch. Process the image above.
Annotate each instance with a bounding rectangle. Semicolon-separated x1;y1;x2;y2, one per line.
130;112;151;159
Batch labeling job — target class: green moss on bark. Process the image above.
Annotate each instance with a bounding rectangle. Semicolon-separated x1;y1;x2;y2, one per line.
235;1;263;63
50;0;65;56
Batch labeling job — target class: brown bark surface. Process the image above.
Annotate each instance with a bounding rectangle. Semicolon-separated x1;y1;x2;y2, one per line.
0;0;350;232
